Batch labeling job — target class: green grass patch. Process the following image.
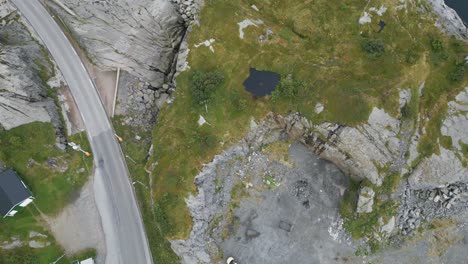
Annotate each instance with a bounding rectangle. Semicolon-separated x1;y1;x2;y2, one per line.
263;174;279;189
0;122;92;215
460;141;468;159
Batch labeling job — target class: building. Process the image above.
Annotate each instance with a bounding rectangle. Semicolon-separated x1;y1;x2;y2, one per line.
0;169;34;217
72;258;94;264
80;258;94;264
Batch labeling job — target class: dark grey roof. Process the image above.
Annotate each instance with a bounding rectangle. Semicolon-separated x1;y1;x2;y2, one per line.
0;169;32;217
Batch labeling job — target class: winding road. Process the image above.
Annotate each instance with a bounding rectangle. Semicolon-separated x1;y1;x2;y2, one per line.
11;0;153;263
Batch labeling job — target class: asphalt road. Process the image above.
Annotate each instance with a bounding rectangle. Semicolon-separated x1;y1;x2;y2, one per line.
11;0;153;263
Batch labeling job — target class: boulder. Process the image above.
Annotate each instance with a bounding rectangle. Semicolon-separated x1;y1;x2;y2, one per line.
380;216;395;234
357;187;375;213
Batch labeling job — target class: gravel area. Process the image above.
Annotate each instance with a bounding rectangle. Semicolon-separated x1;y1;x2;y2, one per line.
47;174;106;263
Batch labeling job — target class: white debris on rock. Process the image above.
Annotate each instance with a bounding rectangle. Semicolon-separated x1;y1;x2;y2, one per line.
369;6;387;16
194;39;216;53
29;231;48;238
328;218;344;242
380;216;396;234
418;81;425;96
396;0;408;12
359;12;372;24
359;5;387;25
357;187;375;213
28;240;51;249
237;19;263;39
399;89;412;110
0;237;22;249
198;115;207;126
314;102;324;114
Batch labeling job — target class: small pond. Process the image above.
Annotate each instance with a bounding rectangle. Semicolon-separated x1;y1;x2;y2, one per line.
445;0;468;24
243;68;280;96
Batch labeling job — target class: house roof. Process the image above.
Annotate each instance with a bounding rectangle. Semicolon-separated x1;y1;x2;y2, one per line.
0;169;32;217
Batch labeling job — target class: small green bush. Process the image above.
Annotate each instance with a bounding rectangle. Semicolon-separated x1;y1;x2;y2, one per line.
271;75;306;102
189;70;224;106
362;39;385;57
430;38;444;52
404;48;420;64
448;63;466;83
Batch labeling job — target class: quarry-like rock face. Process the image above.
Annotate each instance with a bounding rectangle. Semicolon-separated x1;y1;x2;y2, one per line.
47;0;186;87
0;4;59;130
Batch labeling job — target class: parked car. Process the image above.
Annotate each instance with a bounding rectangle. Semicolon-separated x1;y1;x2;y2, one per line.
226;256;238;264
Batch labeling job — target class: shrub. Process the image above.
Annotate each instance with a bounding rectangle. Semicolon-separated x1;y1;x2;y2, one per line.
232;93;247;111
271;75;306;102
405;48;420;64
430;38;444;52
362;39;385;57
448;63;466;83
189;70;224;106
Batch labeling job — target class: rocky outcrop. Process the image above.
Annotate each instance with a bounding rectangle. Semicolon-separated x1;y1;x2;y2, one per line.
281;107;402;186
409;147;467;189
47;0;186;87
0;4;60;131
425;0;467;41
442;87;468;151
409;87;468;189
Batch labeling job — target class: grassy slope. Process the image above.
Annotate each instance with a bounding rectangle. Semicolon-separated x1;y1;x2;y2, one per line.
148;0;466;258
112;117;179;262
0;122;92;263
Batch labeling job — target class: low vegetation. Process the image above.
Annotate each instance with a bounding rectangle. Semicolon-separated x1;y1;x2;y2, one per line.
190;70;225;106
112;117;179;263
148;0;467;258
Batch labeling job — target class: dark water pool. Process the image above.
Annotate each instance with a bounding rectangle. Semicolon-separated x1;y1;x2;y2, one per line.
445;0;468;24
243;68;280;96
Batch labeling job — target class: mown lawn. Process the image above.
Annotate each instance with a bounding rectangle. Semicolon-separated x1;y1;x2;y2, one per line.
149;0;467;258
0;122;93;263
